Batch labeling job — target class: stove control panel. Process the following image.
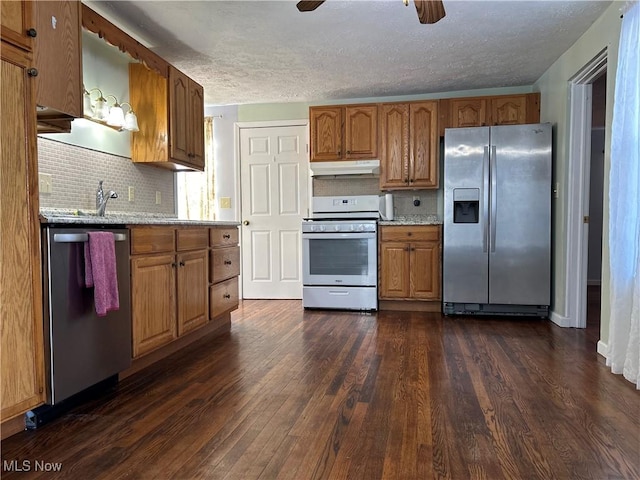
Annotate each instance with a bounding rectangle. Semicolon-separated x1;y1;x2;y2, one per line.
302;221;377;233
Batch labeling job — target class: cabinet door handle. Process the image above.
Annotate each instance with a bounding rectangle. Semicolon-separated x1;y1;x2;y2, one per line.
404;247;409;252
346;150;350;154
224;260;232;265
179;261;185;267
171;263;177;268
223;294;231;299
223;234;230;239
27;68;38;77
410;247;415;252
26;28;37;38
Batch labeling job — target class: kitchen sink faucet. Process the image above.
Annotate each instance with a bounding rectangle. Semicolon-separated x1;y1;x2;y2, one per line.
96;180;118;216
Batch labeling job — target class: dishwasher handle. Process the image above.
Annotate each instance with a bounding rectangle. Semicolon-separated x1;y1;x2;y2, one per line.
53;233;128;243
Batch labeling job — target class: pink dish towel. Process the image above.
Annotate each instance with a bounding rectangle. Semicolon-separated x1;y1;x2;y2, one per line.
84;231;120;317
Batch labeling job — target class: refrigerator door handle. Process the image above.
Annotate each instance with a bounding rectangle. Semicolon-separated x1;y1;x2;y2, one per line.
490;145;497;253
483;145;490;253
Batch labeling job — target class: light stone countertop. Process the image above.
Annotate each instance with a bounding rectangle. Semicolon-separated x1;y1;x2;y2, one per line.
39;209;240;227
378;214;443;226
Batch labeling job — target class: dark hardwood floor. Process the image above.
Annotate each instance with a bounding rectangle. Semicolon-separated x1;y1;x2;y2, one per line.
2;300;638;479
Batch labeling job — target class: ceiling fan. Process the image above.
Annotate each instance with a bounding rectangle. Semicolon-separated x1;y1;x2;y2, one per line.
296;0;446;25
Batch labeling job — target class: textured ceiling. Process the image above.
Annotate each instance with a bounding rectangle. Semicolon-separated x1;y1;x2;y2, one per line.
85;0;612;106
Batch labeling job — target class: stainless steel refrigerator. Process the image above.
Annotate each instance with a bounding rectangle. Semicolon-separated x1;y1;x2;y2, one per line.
442;123;552;317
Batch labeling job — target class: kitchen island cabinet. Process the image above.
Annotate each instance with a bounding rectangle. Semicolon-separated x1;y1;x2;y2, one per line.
130;226;209;358
379;100;438;190
0;38;45;429
379;225;441;307
209;227;240;323
310;104;377;161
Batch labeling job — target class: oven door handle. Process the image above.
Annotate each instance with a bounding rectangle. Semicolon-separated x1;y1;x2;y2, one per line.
302;232;376;240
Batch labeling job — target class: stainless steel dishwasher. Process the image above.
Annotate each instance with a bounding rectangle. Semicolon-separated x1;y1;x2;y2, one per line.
41;226;131;405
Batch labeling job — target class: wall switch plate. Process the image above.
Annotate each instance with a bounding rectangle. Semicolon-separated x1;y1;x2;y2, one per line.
155;191;161;205
219;197;231;209
39;173;53;194
128;186;135;202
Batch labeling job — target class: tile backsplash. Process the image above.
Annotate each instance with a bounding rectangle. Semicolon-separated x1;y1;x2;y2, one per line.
38;137;175;214
312;177;441;216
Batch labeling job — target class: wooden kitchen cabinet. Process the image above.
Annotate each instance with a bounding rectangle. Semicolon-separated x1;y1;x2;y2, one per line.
309;104;377;161
129;63;205;172
379;225;441;300
176;227;209;336
209;226;240;323
130;226;209;358
1;41;46;422
379;100;438;190
1;0;35;52
34;0;83;133
169;66;205;169
440;93;540;134
131;253;177;358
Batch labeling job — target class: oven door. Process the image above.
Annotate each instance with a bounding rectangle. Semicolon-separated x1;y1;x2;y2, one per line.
302;231;377;287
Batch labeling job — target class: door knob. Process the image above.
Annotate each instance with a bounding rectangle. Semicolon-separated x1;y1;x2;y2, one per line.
243;220;250;226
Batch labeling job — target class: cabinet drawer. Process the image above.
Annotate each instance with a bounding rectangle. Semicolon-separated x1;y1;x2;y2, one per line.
210;246;240;283
209;277;239;319
130;227;175;255
176;227;209;251
210;227;239;247
380;225;441;242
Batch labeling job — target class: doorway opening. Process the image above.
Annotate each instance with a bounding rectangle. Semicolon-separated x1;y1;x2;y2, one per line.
587;74;606;333
563;48;607;330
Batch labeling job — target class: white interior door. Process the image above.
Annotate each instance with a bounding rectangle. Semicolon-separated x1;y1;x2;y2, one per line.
240;125;308;299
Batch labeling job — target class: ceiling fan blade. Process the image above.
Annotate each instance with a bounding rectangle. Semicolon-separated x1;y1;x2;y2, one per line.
414;0;446;24
296;1;325;12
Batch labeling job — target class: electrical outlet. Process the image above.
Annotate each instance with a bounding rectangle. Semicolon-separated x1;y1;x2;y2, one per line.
155;191;161;205
219;197;231;209
39;173;53;194
412;195;421;207
128;186;135;202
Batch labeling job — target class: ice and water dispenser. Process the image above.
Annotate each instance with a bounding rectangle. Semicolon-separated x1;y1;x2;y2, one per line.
453;188;479;223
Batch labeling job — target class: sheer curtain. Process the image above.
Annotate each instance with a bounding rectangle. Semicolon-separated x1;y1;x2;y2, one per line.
177;116;216;220
607;0;639;388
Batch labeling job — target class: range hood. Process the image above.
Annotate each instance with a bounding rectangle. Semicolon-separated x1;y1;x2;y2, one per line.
309;160;380;177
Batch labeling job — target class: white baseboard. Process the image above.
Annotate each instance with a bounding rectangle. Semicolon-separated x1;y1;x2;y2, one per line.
597;340;608;359
550;310;573;328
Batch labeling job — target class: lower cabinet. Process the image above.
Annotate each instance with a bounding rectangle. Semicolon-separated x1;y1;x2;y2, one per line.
131;253;177;357
130;226;209;358
177;249;209;336
379;225;442;301
130;225;239;359
209;226;240;320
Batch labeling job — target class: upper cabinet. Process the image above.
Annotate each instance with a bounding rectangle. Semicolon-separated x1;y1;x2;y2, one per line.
34;0;83;132
82;5;204;171
169;66;205;169
379;100;438;190
309;104;377;161
0;0;35;52
439;92;540;134
129;64;205;172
